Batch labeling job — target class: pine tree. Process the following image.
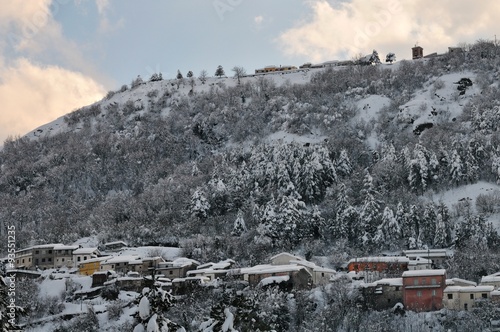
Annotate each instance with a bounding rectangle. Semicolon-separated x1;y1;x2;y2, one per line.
450;149;464;185
190;188;210;219
359;170;382;242
336;149;352;177
433;213;447;248
186;70;193;78
369;49;381;65
176;70;183;79
421;204;437;246
231;209;247;236
215;65;225;78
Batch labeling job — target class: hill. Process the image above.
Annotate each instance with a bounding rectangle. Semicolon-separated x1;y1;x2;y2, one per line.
2;44;500;267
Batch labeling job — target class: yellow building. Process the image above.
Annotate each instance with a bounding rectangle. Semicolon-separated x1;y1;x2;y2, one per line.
78;256;110;276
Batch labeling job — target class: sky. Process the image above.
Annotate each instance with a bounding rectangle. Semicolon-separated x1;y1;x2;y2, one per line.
1;0;500;144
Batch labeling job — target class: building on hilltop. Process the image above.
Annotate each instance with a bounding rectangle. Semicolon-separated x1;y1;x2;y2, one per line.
412;45;424;59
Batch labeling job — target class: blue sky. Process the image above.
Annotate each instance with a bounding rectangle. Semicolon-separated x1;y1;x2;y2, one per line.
1;0;500;143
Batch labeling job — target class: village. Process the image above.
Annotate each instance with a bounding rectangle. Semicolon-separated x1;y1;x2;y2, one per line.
5;240;500;317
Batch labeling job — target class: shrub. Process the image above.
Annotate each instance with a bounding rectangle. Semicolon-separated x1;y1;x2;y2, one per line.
107;301;124;320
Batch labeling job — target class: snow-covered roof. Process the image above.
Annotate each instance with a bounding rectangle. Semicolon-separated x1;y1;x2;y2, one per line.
172;276;210;283
259;275;290;286
270;252;304;262
446;278;477;286
53;244;79;250
402;269;446;277
408;257;432;265
237;264;310;276
102;255;141;264
73;247;99;255
290;260;336;273
444;285;494;293
197;259;235;270
104;241;128;246
168;257;200;268
186;269;231;277
348;256;410;264
78;256;111;264
375;278;403;287
481;272;500;283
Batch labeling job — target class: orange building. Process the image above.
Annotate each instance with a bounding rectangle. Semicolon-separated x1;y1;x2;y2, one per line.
402;269;446;312
347;256;409;274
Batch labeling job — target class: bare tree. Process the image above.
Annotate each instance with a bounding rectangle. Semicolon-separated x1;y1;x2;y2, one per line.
232;66;246;85
199;69;208;84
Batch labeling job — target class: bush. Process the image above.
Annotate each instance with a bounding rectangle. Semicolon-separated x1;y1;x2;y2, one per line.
120;84;128;92
107;301;124;320
102;283;120;301
106;90;116;100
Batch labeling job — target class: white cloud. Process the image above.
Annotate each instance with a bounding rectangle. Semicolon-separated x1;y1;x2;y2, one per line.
0;58;105;143
278;0;500;62
95;0;110;15
0;0;108;144
254;15;264;25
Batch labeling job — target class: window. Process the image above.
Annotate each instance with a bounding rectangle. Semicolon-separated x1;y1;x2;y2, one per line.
413;279;419;286
42;258;46;263
48;250;52;254
431;278;437;285
169;271;173;275
417;291;422;297
322;273;325;277
48;258;52;262
62;258;65;262
77;257;81;262
84;256;87;261
395;287;400;291
447;294;453;300
482;293;488;299
432;290;436;296
35;250;39;255
16;260;19;264
470;294;474;300
22;259;24;263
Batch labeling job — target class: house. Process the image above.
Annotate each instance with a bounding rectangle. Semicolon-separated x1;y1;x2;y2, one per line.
412;45;424;59
14;247;34;270
100;255;141;275
156;257;200;279
347;256;409;274
72;247;101;267
408;257;432;270
104;241;128;252
480;272;500;288
129;256;165;275
53;245;79;269
186;259;235;281
91;270;114;287
361;278;403;310
403;249;451;268
289;260;336;286
270;252;304;266
443;285;494;311
402;269;446;312
237;264;312;289
15;244;79;270
78;256;111;276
